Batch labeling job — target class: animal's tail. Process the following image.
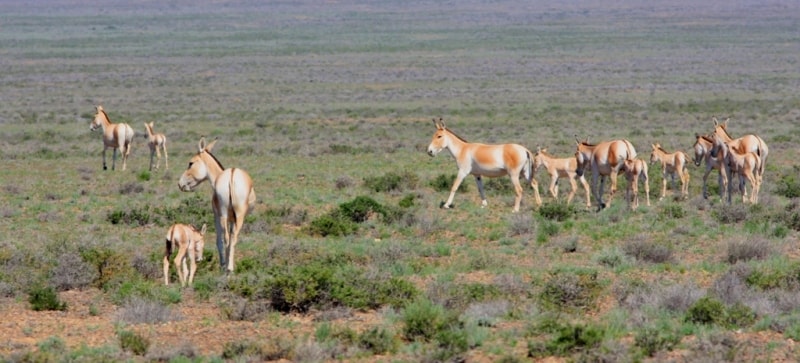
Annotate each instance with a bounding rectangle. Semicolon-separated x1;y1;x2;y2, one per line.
523;150;533;184
229;168;237;225
165;225;175;258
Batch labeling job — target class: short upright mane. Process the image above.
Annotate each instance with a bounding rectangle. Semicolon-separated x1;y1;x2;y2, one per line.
656;145;668;153
445;128;468;143
204;150;225;170
99;109;110;122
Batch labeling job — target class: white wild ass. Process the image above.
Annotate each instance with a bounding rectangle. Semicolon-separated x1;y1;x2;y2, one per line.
532;147;591;208
163;223;206;286
144;121;168;171
178;137;256;273
649;143;690;200
574;136;637;211
90;106;135;171
426;118;536;212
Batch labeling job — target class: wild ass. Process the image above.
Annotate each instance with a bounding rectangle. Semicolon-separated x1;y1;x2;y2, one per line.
709;133;762;204
144;121;168;171
620;158;650;210
649;143;690;200
712;117;768;177
532;147;591;208
693;133;727;200
574;136;637;211
178;137;256;273
426;118;536;212
90;106;134;171
163;223;206;286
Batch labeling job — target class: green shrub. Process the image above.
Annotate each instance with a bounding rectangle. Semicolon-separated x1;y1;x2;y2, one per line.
538;201;577;221
539;269;601;311
402;297;449;341
685;296;726;325
635;325;680;357
107;205;152;226
725;302;757;329
775;173;800;198
28;285;67;311
623;236;673;263
542;323;604;357
358;327;397;354
307;212;358;237
79;246;134;289
659;203;686;219
137;170;151;181
712;203;748;224
339;195;385;223
118;330;150;356
364;171;418;192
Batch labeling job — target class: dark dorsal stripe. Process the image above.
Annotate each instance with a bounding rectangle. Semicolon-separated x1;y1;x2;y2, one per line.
205;150;225;170
445;128;468;143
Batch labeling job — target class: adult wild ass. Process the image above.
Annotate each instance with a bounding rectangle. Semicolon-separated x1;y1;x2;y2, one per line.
712;117;768;177
532;147;591;208
144;121;168;171
649;143;690;200
426;118;536;212
178;137;256;273
163;223;206;286
90;106;134;171
574;136;637;211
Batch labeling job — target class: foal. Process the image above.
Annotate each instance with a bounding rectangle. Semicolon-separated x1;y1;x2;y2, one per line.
710;133;761;204
163;223;206;286
532;147;591;208
144;121;168;171
649;143;690;200
621;158;650;210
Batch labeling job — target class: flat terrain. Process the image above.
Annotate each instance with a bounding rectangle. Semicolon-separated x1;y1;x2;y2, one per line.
1;0;800;361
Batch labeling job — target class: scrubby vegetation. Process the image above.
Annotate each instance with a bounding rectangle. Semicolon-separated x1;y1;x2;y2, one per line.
2;0;800;361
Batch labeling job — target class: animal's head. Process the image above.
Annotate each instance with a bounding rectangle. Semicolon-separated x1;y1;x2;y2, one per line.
532;147;546;171
573;136;591;177
427;117;448;157
712;117;731;138
708;133;727;159
649;143;660;164
90;105;105;131
692;133;708;166
178;137;218;192
193;223;207;262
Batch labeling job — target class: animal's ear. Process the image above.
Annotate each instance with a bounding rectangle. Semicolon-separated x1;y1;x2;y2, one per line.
574;135;580;144
198;137;206;152
200;223;207;235
205;138;219;152
723;117;730;126
712;116;718;125
432;118;439;128
541;148;547;153
96;105;103;112
439;117;446;129
536;146;542;153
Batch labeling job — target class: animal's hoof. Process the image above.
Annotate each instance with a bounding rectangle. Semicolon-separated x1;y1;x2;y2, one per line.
439;201;453;209
103;166;107;170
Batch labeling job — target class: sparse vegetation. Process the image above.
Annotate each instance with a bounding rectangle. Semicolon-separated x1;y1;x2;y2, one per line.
1;0;799;361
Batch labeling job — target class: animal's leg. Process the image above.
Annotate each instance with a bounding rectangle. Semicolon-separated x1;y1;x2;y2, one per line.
122;139;131;171
475;176;488;208
660;171;667;201
508;174;524;212
592;171;604;210
163;240;172;285
681;169;690;198
149;147;155;171
549;176;558;200
579;176;591;209
228;218;245;273
163;143;168;169
566;177;577;205
643;174;650;207
214;210;226;270
701;167;712;199
608;170;619;205
443;172;468;209
102;147;108;170
187;244;197;284
530;177;542;206
725;168;733;204
155;145;162;170
222;217;232;273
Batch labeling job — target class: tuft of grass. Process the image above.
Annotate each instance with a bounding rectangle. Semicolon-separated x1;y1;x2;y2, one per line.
28;285;67;311
118;330;150;356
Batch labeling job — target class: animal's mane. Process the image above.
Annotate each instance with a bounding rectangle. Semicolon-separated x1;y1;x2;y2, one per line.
655;145;669;153
716;124;733;139
699;134;714;143
444;128;469;143
204;150;225;170
579;141;596;147
99;109;111;123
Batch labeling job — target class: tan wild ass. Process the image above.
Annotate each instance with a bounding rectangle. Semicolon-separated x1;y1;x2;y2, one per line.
574;136;637;211
90;106;135;171
163;223;206;286
426;118;536;212
649;143;690;200
532;147;591;208
693;133;727;200
712;117;768;177
178;137;256;273
144;121;168;171
710;133;761;204
621;158;650;210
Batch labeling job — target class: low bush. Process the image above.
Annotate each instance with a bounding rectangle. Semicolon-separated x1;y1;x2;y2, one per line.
28;285;67;311
358;326;397;355
539;269;601;312
529;322;605;358
685;296;726;325
635;325;681;357
118;330;150;356
402;297;450;341
712;203;748;224
659;203;686;219
726;237;771;264
364;171;418;192
537;201;578;221
775;172;800;198
622;235;673;263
